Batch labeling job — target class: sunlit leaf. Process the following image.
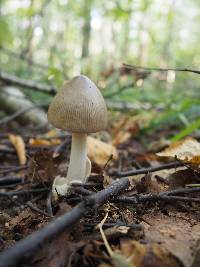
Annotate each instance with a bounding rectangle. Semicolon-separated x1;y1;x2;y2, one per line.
157;137;200;163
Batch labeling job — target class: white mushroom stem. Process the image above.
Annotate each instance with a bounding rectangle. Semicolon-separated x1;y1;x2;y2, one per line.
67;132;87;183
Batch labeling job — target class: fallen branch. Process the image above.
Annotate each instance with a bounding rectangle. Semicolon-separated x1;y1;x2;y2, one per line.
0;178;130;267
0;71;56;95
0;188;49;197
0;176;23;186
123;64;200;75
26;202;52;218
0;103;49;125
0;166;27;175
113;187;200;204
112;161;183;177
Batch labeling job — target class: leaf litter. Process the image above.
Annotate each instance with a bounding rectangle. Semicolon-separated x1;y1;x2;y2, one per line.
0;116;200;267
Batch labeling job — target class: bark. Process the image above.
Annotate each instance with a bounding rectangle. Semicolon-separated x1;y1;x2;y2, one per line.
0;85;48;126
81;0;92;58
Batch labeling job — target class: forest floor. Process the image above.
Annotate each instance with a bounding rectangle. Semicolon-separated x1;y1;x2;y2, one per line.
0;115;200;267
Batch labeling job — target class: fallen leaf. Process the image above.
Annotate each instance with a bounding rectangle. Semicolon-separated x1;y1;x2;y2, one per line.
87;136;118;167
144;212;200;267
29;138;61;146
120;240;184;267
157;137;200;163
44;129;59;138
111;113;153;146
112;131;132;146
167;169;200;189
28;150;61;185
8;134;26;165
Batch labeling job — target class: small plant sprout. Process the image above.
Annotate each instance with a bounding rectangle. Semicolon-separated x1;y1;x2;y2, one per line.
97;213;132;267
47;75;107;197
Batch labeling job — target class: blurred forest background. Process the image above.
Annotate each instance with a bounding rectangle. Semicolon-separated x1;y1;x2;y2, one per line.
1;0;200;140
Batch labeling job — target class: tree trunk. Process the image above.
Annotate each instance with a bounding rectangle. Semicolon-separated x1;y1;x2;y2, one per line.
81;0;92;59
0;85;48;126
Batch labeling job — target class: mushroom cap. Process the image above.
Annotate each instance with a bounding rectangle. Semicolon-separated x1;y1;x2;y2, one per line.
47;75;107;133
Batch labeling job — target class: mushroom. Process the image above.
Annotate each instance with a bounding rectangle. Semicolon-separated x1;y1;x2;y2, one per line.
47;75;107;196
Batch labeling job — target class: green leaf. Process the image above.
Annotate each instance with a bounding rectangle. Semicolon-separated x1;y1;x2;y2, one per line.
47;67;63;87
16;7;37;17
170;118;200;142
0;18;12;45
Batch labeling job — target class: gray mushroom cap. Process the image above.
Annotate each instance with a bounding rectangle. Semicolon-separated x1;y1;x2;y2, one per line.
47;75;107;133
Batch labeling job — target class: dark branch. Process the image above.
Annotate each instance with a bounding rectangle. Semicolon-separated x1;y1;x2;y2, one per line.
0;71;56;95
0;176;23;186
0;103;49;125
0;188;49;197
0;166;27;175
123;63;200;75
0;178;130;267
113;187;200;204
113;161;183;177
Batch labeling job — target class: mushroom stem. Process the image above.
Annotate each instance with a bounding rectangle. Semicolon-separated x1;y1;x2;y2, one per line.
67;132;87;183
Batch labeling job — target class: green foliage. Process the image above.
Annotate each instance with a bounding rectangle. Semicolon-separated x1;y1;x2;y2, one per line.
0;17;12;46
171;118;200;142
16;7;37;17
0;0;200;141
47;67;63;87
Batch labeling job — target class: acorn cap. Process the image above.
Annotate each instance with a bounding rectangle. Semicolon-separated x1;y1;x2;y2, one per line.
47;75;107;133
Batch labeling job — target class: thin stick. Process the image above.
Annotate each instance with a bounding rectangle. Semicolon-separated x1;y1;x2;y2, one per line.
114;161;183;177
97;213;113;257
26;202;52;217
0;188;49;197
0;178;130;267
0;166;27;175
0;176;23;186
123;64;200;75
0;71;56;95
0;104;49;125
113;187;200;204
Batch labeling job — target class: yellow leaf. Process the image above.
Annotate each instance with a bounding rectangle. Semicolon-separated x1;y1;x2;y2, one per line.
45;129;59;138
112;131;131;146
9;134;26;165
87;136;118;167
157;137;200;163
29;138;61;146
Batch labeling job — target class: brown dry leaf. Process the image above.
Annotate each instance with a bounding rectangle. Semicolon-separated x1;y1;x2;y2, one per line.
120;240;184;267
87;136;118;167
8;134;26;165
167;169;199;189
112;131;132;146
112;113;153;146
28;150;61;184
157;137;200;163
143;212;200;267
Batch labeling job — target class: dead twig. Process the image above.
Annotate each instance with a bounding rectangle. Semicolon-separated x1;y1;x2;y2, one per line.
0;188;49;197
113;187;200;204
0;104;49;125
0;178;130;267
113;161;183;177
0;71;56;95
0;166;27;175
0;176;23;186
123;64;200;75
26;202;53;217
